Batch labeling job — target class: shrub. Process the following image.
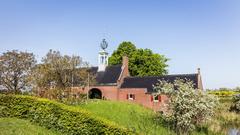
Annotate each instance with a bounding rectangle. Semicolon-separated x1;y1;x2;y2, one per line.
0;105;11;117
208;90;240;97
0;94;133;135
61;93;87;105
230;94;240;113
154;79;218;134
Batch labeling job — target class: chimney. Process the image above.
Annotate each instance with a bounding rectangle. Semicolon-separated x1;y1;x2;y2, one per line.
117;56;130;87
122;56;129;67
122;56;130;74
197;68;201;75
197;68;203;90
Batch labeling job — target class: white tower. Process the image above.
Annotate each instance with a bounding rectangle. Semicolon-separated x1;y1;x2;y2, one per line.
98;39;109;72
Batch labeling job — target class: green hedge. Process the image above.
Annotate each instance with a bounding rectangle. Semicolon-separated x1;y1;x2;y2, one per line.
0;94;133;135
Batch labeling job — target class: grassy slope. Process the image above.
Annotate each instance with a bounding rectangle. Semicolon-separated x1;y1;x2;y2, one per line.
0;118;61;135
78;100;227;135
79;100;173;135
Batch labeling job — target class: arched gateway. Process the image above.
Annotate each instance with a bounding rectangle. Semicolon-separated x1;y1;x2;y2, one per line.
88;88;102;99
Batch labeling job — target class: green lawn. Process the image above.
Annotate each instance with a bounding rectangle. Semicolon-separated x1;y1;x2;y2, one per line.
79;100;173;135
0;118;61;135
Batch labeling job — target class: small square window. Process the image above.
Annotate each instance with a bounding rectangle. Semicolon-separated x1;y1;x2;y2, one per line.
128;94;135;100
154;95;159;102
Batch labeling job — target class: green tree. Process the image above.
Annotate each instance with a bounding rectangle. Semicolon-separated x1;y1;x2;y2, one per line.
109;42;168;76
0;50;36;93
108;42;137;65
154;79;217;134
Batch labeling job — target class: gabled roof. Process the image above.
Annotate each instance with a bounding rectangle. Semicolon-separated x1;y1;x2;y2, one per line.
91;65;122;85
120;74;199;93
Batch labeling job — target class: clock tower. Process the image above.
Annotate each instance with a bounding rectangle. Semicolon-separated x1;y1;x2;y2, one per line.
98;39;109;72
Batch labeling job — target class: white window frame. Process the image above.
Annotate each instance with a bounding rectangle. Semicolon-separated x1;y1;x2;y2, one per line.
128;94;134;100
153;95;159;102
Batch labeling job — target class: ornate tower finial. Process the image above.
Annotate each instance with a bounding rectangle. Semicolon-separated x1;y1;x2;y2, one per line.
98;39;109;72
100;39;108;50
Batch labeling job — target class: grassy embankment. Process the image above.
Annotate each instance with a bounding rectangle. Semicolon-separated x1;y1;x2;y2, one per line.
1;99;209;135
78;100;213;135
78;98;240;135
1;94;239;135
0;98;173;135
79;100;173;135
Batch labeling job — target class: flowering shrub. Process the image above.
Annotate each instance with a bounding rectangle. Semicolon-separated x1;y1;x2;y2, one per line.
154;79;218;134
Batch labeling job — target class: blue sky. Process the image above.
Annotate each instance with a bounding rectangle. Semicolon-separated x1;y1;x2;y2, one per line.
0;0;240;89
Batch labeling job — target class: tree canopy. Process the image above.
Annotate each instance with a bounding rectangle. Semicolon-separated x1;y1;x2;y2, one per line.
32;50;95;99
108;42;169;76
0;50;36;93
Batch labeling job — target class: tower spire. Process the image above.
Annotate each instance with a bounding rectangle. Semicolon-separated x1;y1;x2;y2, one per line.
98;39;109;72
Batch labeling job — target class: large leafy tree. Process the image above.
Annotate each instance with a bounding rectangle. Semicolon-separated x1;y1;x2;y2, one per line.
0;50;36;93
32;50;95;99
33;50;95;98
108;42;137;65
109;42;168;76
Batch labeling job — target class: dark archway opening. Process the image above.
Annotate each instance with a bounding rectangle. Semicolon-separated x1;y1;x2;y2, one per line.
88;88;102;99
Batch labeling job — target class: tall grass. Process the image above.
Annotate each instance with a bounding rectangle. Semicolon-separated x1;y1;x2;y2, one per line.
79;100;174;135
205;97;240;134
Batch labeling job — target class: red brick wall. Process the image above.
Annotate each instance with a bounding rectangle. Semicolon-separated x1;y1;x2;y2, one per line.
74;86;168;112
94;86;119;100
118;88;168;111
78;86;119;100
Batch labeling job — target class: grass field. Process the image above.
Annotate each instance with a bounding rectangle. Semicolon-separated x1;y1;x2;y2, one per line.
79;100;173;135
0;118;61;135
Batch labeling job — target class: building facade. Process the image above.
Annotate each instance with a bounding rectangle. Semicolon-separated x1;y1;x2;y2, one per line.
77;39;203;111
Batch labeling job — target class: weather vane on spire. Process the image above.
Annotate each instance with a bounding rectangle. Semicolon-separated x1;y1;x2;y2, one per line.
100;39;108;50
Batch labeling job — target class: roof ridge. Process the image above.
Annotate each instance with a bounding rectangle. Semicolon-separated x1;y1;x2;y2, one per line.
107;64;122;67
125;73;198;79
90;64;122;69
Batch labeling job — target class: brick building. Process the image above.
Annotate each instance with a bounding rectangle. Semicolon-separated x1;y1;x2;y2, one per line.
78;39;203;111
